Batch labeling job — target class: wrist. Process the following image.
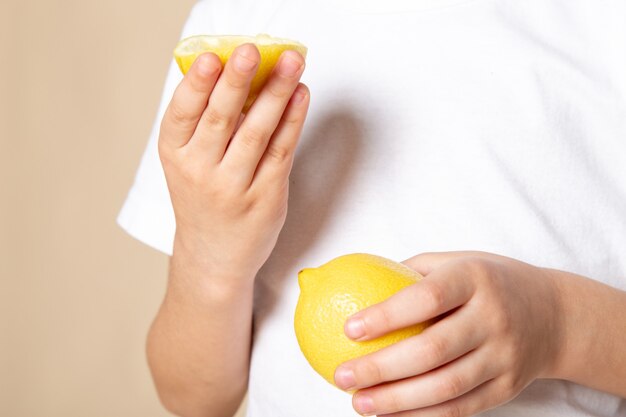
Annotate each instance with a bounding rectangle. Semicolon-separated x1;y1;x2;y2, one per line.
542;268;599;382
542;268;626;396
169;230;258;298
174;228;259;276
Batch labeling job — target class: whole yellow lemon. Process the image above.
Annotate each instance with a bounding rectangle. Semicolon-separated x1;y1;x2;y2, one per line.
174;34;307;112
294;253;431;387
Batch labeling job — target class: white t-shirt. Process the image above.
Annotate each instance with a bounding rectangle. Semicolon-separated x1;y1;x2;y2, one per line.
118;0;626;415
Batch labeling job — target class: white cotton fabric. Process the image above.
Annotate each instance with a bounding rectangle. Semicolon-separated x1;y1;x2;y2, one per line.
117;0;626;415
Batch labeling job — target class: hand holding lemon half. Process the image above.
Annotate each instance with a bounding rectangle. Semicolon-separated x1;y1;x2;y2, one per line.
174;35;428;390
295;254;433;387
174;34;308;112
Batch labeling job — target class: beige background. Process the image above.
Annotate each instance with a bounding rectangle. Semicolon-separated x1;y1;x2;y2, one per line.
1;0;245;415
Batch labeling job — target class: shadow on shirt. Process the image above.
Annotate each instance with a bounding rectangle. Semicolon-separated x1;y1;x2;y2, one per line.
253;104;368;328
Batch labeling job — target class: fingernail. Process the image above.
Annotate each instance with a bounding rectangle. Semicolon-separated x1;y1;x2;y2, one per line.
354;394;375;416
279;54;303;77
235;46;258;72
345;317;366;340
334;366;356;391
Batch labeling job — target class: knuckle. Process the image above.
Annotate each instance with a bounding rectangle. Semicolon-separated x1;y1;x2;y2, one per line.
179;163;202;185
499;375;521;399
356;359;384;385
224;72;250;91
464;257;494;282
253;177;289;203
167;103;194;126
375;305;395;332
439;403;463;417
284;110;304;127
265;143;291;164
188;72;208;93
425;335;449;365
439;373;465;399
240;126;268;149
386;389;405;413
423;281;446;312
213;187;251;212
267;82;292;100
204;107;233;133
174;156;215;191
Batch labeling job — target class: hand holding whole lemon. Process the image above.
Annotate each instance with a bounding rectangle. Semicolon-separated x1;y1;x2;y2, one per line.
294;253;433;387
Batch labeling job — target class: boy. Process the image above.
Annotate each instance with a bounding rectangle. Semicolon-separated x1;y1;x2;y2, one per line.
118;0;626;415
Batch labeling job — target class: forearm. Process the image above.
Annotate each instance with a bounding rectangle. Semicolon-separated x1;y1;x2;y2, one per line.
147;235;255;417
145;39;307;416
548;269;626;397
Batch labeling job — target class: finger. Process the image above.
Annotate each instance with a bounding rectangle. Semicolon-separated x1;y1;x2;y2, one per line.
335;304;486;391
402;251;495;276
188;43;260;161
221;51;305;187
345;263;476;341
160;53;222;149
377;378;508;417
251;83;310;187
352;349;499;416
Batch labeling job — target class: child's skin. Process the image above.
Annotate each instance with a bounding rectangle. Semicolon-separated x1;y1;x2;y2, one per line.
149;44;626;417
336;252;626;416
150;44;309;417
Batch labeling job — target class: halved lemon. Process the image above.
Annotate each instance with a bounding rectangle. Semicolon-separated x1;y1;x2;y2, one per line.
174;34;308;112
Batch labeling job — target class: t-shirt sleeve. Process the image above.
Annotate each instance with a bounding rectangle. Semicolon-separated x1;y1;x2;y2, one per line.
116;1;214;255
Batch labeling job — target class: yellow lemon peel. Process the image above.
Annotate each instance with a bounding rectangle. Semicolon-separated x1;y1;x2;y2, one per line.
174;34;307;112
294;253;432;387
